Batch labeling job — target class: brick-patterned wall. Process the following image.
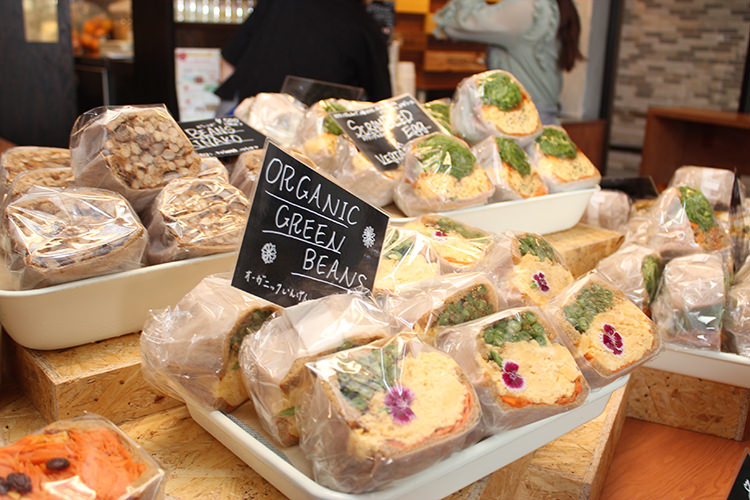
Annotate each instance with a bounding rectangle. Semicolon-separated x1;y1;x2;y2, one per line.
607;0;750;175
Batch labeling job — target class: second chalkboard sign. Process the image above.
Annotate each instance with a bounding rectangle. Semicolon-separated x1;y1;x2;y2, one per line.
180;116;266;158
231;142;390;307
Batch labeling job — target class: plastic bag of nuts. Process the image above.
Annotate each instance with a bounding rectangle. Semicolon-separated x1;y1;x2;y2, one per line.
0;146;71;196
70;105;202;213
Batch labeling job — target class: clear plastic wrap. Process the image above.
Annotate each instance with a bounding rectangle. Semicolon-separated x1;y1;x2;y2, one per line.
646;186;731;261
297;98;371;174
424;98;456;135
651;253;727;351
0;414;165;500
239;292;391;447
622;214;654;247
594;244;662;314
197;156;229;182
472;136;547;202
140;274;279;411
69;105;202;213
726;259;750;356
403;215;495;273
528;126;601;193
485;231;574;310
332;136;399;207
296;333;482;494
2;167;75;207
0;146;71;195
380;272;499;345
393;133;494;216
233;93;307;148
668;165;736;211
581;189;631;230
373;226;442;294
436;307;589;433
450;70;542;146
145;177;250;264
228;148;264;198
4;187;147;289
548;273;661;388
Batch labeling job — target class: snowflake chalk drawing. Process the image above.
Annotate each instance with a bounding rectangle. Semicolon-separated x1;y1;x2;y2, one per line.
362;226;376;248
260;242;277;264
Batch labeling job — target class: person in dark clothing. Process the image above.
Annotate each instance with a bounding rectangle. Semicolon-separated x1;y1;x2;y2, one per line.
215;0;392;106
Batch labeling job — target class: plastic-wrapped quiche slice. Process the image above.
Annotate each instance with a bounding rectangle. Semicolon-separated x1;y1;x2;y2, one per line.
528;126;601;193
472;136;547;202
373;226;442;294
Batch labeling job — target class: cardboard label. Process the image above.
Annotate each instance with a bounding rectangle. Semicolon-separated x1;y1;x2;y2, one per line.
231;142;389;307
331;94;440;171
180;116;266;158
727;450;750;500
281;75;365;107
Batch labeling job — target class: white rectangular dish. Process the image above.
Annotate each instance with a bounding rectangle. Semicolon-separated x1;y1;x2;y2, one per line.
644;344;750;388
0;252;237;350
386;187;599;235
186;375;628;500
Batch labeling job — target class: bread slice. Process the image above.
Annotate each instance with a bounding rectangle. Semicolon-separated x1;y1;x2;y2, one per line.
529;126;601;193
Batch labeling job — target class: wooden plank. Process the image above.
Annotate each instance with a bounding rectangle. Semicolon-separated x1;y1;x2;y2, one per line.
11;333;181;424
626;367;750;440
423;50;486;73
545;223;624;278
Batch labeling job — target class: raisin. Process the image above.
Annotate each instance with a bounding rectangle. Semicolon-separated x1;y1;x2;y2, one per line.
46;457;71;470
7;472;32;494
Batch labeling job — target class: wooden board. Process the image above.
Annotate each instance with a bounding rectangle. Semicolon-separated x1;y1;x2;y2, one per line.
626;367;750;441
546;223;624;278
10;332;180;425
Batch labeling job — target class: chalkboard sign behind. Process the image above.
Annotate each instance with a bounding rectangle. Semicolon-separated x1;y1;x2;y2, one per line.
180;116;266;158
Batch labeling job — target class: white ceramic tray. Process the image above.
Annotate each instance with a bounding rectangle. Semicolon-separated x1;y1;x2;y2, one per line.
644;344;750;388
187;374;628;500
0;252;237;350
386;187;599;235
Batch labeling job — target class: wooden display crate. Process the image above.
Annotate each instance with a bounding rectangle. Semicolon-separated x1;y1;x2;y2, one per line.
627;367;750;441
546;223;624;278
10;332;180;424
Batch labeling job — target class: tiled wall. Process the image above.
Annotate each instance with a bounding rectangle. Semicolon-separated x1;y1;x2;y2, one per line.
607;0;750;175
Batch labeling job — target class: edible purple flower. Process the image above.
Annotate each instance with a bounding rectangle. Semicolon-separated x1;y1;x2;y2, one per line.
532;272;550;292
601;324;624;356
501;360;525;390
434;230;449;239
384;385;416;424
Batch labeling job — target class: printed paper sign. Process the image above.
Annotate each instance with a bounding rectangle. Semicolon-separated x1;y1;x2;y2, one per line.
180;116;266;158
231;142;389;307
331;94;440;171
727;450;750;500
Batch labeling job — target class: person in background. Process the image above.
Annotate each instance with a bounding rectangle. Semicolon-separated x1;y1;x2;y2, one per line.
433;0;584;125
215;0;392;113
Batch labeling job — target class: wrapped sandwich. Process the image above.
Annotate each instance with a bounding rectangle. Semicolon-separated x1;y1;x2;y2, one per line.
145;176;250;264
141;274;279;411
233;92;307;148
229;148;264;198
529;126;601;193
394;133;494;216
581;189;631;231
403;215;495;273
4;187;147;289
70;105;202;212
651;253;727;351
594;244;662;314
726;260;750;356
550;273;661;387
487;231;574;310
373;226;442;294
381;272;499;345
333;136;400;207
472;136;547;201
451;70;542;145
0;415;165;500
239;293;391;447
668;165;736;211
424;98;456;135
296;333;481;493
437;308;588;432
0;146;71;196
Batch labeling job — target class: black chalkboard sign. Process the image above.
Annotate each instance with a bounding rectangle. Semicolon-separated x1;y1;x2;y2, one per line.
231;142;389;307
726;450;750;500
600;176;659;200
180;116;266;158
331;95;440;171
280;75;365;107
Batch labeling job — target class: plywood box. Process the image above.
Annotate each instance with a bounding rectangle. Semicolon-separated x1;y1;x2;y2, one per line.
627;367;750;441
546;223;624;278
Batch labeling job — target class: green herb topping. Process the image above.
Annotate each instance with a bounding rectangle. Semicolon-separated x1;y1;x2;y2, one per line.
488;349;504;368
321;100;347;136
518;234;556;262
563;284;614;333
480;73;522;111
415;134;476;180
337;344;401;413
495;137;531;176
436;284;495;326
434;217;487;240
641;255;662;307
229;308;275;354
678;186;716;233
482;311;548;349
425;100;451;123
274;407;295;418
536;128;577;159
